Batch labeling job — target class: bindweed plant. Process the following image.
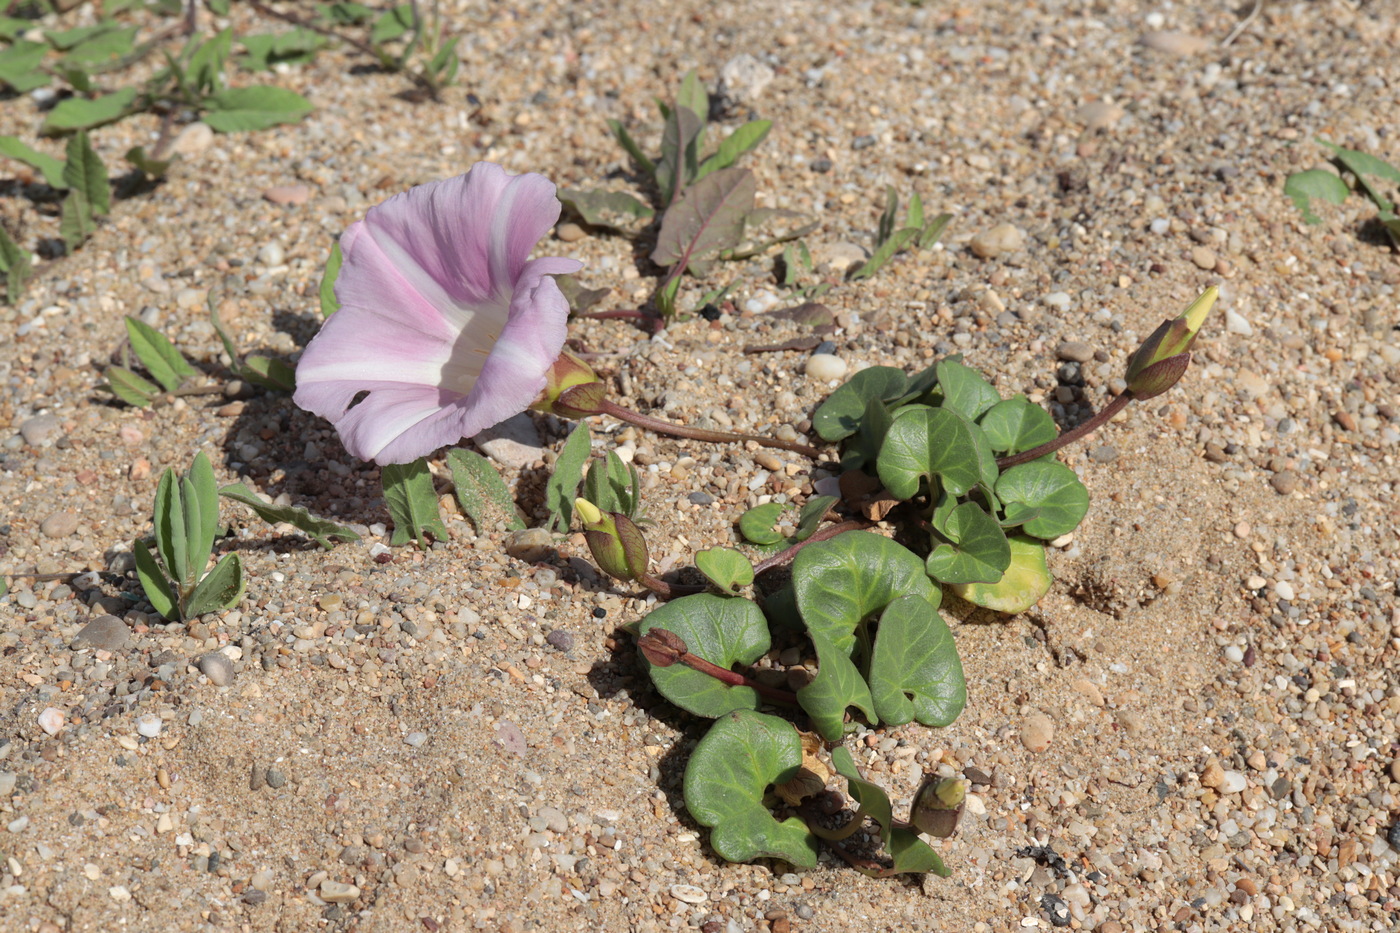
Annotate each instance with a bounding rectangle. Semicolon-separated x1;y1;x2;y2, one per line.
1285;137;1400;246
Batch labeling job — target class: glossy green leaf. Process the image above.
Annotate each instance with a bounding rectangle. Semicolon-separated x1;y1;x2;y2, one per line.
557;188;653;233
219;482;362;549
637;594;770;717
381;458;448;547
796;632;876;740
830;745;893;843
995;460;1089;539
1283;169;1349;225
319;241;342;316
682;711;818;868
182;553;244;618
43;88;138;132
811;366;908;441
877;406;983;500
651;166;755;270
926;501;1011;585
134;539;178;621
694;548;754;593
952;534;1052;613
444;448;523;532
738;502;785;546
978;395;1057;456
695;119;771;181
793;531;940;659
0;136;66;188
202;87;314;132
544;422;591;532
794;495;837;543
125;316;194;392
934;358;1000;422
103;365;160;407
868;594;966;728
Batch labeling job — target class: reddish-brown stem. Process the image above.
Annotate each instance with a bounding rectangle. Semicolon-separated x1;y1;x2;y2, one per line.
596;399;826;459
637;574;707;600
752;520;873;576
995;391;1135;470
677;652;799;705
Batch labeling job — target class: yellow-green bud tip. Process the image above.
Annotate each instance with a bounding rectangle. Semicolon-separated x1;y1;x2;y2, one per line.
1182;285;1217;333
574;498;603;527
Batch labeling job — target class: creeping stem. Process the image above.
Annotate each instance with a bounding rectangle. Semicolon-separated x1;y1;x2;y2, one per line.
596;399;826;460
995;391;1135;470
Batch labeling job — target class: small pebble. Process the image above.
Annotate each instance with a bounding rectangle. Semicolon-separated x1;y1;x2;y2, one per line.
969;223;1025;259
545;629;575;652
805;354;848;381
718;53;776;105
555;222;586;242
405;732;428;748
265;768;287;789
136;714;162;738
262;185;311;206
669;884;708;904
1020;711;1054;753
1055;341;1094;363
1190;246;1217;270
1089;445;1118;463
1223;645;1244;663
19;414;63;447
197;652;234;686
1270;471;1298;495
40;512;81;538
38;708;65;736
504;528;553;562
319;880;360;903
1139;31;1211;56
257;242;285;266
73;615;129;652
1274;581;1295;601
171;122;213;156
1218;770;1248;794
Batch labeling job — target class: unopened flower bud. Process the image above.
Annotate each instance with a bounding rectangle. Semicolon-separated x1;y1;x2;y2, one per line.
576;497;650;582
637;628;688;667
1123;286;1216;399
534;351;606;419
910;776;967;839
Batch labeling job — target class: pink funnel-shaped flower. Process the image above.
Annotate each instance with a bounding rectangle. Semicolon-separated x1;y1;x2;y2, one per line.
293;163;581;464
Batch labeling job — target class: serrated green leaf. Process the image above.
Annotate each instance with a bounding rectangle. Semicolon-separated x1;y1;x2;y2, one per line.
381;458;448;547
445;448;523;532
43;87;138;132
1283;169;1349;225
694;547;754;593
320;240;342;317
978;395;1057;456
952;534;1052;614
125;316;194;392
0;40;49;93
926;501;1011;585
63;130;109;216
134;539;178;620
793;531;940;659
877;406;984;500
738;501;786;546
935;358;1000;422
0;136;67;188
103;365;160;407
995;460;1089;539
556;188;654;233
868;594;966;728
830;745;894;843
202;86;314;132
811;365;909;442
695;119;771;182
182;553;244;618
59;190;95;252
797;631;876;740
682;711;818;868
64;25;136;64
637;594;770;717
219;482;361;549
544;422;591;532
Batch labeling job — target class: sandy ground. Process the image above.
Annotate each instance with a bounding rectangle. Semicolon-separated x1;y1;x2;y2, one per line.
2;1;1399;931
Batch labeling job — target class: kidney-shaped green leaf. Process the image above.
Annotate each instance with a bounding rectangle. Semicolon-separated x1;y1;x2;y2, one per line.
738;501;786;546
952;534;1052;614
935;358;1001;422
695;547;755;593
926;501;1011;585
995;460;1089;539
683;711;819;868
793;531;939;658
877;406;983;500
868;594;966;728
796;632;876;741
812;365;908;441
978;395;1057;456
637;594;770;717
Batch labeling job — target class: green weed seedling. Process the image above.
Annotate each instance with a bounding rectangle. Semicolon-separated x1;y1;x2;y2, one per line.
1285;137;1400;246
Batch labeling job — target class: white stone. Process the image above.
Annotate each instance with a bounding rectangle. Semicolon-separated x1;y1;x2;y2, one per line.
136;714;163;738
805;354;848;381
37;708;64;736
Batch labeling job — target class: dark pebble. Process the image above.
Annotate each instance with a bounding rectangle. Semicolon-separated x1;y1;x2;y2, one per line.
962;765;993;786
249;765;266;791
265;768;287;789
852;135;876;150
1204;442;1229;462
591;607;607;619
688;492;715;506
1090;445;1119;464
814;340;836;355
243;890;268;906
1041;893;1071;927
698;303;721;321
1388;821;1400;851
545;629;576;652
72;615;129;652
810;158;833;173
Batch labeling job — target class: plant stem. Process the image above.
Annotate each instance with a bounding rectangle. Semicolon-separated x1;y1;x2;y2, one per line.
674;651;799;705
595;399;827;459
637;573;707;600
995;391;1135;470
752;520;872;576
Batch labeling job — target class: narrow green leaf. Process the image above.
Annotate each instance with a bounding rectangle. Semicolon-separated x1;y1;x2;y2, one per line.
676;68;709;122
103;365;161;407
125;315;195;392
370;5;414;44
64;25;137;65
202;87;314;133
797;632;877;740
605;118;655;177
876;186;899;245
219;482;361;549
63;130;110;216
187;27;233;94
849;226;918;281
1283;169;1349;225
544;422;591;532
917;211;953;249
868;594;966;727
426;35;459;83
794;495;837;543
638;594;771;717
240;355;296;392
683;711;818;868
0;224;33;303
43;88;139;132
582;451;639;518
124;146;174;180
325;2;373;25
59;190;95;252
445;448;523;532
830;746;894;843
0;136;66;188
179;473;206;590
651;166;757;270
319;240;342;317
134;539;179;621
655;105;705;206
182;553;244;618
187;452;220;579
153;467;187;589
906;191;924;232
695;119;771;181
381;458;448;547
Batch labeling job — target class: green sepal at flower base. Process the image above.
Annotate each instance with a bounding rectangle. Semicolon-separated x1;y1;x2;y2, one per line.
534;351;607;419
576;498;649;582
910;775;967;839
1123;286;1216;399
